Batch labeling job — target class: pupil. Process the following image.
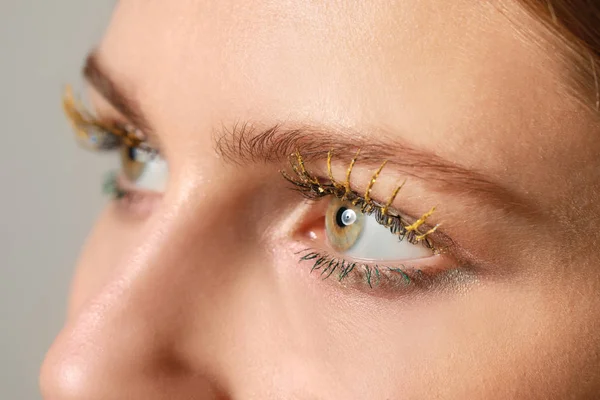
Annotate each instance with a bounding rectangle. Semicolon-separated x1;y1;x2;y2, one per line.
127;146;136;160
336;207;356;227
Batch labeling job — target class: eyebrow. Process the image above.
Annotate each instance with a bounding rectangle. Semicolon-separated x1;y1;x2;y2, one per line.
83;52;154;138
215;122;534;212
83;52;533;214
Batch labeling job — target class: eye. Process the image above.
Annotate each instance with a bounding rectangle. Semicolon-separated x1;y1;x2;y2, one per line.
282;149;464;290
325;197;434;261
120;145;168;193
62;86;168;213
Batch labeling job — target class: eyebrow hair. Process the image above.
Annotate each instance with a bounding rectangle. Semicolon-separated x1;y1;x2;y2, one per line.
83;51;533;214
215;122;534;213
83;52;154;138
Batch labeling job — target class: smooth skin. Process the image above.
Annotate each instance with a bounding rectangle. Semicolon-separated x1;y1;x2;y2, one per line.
41;1;600;399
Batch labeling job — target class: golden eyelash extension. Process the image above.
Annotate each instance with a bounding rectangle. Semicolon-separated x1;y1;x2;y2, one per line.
62;86;158;158
281;149;440;248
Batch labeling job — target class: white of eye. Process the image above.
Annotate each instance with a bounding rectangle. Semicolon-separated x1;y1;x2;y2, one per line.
343;212;433;261
130;149;169;193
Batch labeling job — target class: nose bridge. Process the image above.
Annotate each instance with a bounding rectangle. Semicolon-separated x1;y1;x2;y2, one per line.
41;191;236;399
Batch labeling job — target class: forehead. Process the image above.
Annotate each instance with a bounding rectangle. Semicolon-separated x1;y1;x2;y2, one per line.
100;1;540;116
96;0;590;194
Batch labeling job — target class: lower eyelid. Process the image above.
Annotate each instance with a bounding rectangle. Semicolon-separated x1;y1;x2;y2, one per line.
106;173;163;217
342;263;476;297
296;243;468;291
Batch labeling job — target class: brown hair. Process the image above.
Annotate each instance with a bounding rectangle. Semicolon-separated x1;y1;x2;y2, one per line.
517;0;600;113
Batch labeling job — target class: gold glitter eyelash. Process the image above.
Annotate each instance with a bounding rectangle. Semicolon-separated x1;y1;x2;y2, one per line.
62;85;153;153
281;149;440;247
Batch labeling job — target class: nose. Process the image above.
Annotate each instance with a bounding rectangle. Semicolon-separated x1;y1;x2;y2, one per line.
39;200;234;400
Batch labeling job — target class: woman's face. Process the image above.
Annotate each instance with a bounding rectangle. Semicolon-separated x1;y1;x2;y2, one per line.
41;1;600;399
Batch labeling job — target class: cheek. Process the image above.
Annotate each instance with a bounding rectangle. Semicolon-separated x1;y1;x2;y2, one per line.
398;285;599;398
59;202;600;398
279;274;600;398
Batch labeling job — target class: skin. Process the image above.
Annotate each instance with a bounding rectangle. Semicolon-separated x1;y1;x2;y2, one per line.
41;1;600;399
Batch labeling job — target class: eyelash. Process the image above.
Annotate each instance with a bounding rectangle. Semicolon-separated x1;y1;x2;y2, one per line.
63;86;152;150
297;249;413;287
64;87;451;290
102;171;140;204
295;245;469;294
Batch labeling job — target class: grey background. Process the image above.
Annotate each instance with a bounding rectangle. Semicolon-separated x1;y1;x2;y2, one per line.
0;1;115;398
